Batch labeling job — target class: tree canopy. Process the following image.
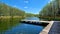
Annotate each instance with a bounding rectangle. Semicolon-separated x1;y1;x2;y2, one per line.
39;0;60;17
0;3;25;16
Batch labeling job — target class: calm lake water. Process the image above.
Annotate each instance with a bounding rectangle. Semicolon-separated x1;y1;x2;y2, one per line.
0;17;44;34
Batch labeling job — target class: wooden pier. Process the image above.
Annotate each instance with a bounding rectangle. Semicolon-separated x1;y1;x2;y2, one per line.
20;20;54;34
40;21;54;34
20;20;50;26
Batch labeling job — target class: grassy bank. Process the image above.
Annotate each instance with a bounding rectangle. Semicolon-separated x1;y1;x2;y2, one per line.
39;16;60;21
0;16;25;18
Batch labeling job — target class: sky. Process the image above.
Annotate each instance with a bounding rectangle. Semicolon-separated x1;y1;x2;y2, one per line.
0;0;52;14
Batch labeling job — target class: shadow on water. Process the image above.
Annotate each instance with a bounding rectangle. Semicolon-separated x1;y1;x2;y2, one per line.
20;21;49;27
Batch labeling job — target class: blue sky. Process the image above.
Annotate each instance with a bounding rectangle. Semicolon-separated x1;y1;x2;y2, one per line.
0;0;52;14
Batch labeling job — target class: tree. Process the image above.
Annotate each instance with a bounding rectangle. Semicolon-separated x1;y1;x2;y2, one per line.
39;0;60;17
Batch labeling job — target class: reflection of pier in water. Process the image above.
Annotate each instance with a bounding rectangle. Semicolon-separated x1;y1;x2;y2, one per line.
20;20;49;26
20;20;54;34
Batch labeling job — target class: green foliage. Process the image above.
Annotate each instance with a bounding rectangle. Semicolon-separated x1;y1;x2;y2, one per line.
39;0;60;20
0;3;25;16
39;0;60;19
25;13;36;17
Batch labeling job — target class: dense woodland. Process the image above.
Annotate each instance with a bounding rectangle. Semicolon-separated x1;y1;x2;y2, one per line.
39;0;60;17
0;3;25;17
39;0;60;20
0;3;37;18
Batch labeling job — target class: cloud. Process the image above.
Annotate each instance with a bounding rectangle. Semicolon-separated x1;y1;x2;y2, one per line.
24;6;28;8
24;1;29;3
14;5;17;7
48;0;53;3
50;0;53;1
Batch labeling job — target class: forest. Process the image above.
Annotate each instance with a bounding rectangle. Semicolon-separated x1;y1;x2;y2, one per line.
0;3;37;18
0;3;26;18
39;0;60;20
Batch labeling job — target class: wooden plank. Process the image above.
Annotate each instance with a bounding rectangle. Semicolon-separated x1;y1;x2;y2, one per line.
48;21;60;34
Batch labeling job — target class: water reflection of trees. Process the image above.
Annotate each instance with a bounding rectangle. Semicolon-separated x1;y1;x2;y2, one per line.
0;3;25;32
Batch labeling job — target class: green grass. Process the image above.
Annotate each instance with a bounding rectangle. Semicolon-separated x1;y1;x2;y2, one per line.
39;16;60;21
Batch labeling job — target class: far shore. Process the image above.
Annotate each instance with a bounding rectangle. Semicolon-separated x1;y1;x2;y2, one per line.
0;16;25;18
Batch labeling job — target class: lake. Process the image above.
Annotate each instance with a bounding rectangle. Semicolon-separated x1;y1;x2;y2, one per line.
0;17;45;34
